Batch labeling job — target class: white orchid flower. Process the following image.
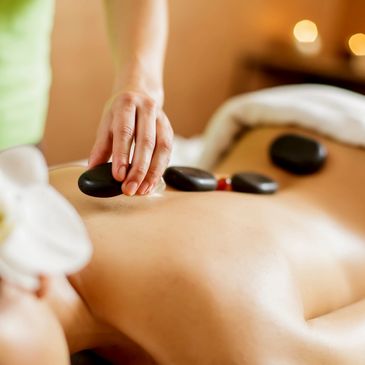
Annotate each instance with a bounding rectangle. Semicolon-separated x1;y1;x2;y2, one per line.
0;146;92;290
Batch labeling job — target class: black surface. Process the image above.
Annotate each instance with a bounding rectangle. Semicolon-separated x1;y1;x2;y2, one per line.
71;350;112;365
269;134;327;175
231;172;278;194
163;166;217;192
78;162;123;198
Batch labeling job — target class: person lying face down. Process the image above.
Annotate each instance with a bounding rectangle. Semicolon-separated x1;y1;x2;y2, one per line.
1;125;365;365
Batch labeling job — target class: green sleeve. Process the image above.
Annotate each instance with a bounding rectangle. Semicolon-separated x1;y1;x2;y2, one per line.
0;0;55;150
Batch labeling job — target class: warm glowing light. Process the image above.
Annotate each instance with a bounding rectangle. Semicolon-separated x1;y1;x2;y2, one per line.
348;33;365;56
292;20;321;56
293;20;319;43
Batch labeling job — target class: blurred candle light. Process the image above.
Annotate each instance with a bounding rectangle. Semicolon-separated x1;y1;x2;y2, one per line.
349;33;365;56
348;33;365;73
293;19;322;56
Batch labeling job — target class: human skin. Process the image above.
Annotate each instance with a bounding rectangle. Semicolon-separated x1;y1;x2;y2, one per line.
1;126;365;365
89;0;173;197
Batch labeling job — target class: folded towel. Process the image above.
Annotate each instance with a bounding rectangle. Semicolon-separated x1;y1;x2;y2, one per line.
170;84;365;170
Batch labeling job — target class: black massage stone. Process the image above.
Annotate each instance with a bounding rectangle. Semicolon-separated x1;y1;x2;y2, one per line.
163;166;217;192
231;172;278;194
78;162;123;198
269;134;327;175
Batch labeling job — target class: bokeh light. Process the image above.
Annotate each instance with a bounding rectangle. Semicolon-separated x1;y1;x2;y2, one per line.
293;20;319;43
348;33;365;56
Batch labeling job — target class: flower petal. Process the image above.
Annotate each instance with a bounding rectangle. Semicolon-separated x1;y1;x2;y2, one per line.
0;145;48;187
0;257;39;290
1;185;92;276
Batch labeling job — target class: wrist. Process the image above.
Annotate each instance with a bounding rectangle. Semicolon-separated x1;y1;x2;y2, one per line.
113;64;164;106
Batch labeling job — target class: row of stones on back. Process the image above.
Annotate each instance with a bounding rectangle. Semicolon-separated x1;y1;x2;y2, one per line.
163;134;326;194
78;134;327;197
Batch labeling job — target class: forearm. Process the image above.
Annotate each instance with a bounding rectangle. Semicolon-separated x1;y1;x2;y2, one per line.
104;0;168;104
90;0;172;191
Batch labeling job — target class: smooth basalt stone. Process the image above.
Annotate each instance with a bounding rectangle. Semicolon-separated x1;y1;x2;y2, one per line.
231;172;278;194
78;162;123;198
163;166;217;192
269;134;327;175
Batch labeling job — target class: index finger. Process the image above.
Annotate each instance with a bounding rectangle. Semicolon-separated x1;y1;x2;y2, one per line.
122;102;157;196
111;96;137;182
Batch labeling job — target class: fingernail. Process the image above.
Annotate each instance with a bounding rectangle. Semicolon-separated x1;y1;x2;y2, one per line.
125;181;138;196
139;182;149;195
118;166;127;181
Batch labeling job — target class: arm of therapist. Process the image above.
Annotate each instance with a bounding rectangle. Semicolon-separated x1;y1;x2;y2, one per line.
88;0;173;196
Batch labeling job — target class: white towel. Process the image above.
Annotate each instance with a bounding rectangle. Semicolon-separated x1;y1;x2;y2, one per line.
170;84;365;170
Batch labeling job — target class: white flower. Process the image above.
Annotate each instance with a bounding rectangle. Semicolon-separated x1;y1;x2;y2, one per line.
0;146;92;290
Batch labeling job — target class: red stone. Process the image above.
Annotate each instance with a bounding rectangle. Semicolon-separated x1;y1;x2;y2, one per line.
216;177;231;191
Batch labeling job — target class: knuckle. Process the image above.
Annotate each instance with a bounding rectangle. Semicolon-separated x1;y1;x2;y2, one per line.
158;138;173;153
120;92;137;105
116;125;134;140
142;98;157;112
115;151;130;163
141;136;156;150
133;164;148;177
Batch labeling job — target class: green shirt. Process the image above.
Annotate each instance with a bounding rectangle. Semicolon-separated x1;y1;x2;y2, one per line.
0;0;54;150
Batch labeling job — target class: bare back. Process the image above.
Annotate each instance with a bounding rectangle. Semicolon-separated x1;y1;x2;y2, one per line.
49;126;365;364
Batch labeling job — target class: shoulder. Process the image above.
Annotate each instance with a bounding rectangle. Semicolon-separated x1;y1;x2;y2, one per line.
0;282;69;365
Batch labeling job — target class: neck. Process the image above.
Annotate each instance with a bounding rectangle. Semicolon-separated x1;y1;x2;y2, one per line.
42;276;120;353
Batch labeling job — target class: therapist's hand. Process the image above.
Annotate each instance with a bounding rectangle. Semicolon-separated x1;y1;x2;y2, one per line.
88;89;173;196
